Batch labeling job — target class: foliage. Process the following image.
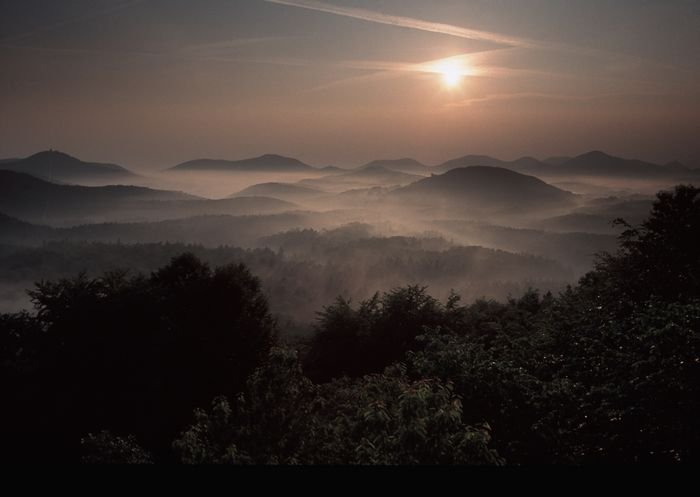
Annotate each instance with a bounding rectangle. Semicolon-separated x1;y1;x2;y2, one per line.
174;348;504;465
81;430;153;464
174;348;315;464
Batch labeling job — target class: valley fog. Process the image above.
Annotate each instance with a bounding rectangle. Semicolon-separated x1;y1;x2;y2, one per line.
1;150;684;328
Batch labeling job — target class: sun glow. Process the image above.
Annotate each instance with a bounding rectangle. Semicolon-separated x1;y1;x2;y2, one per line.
435;60;471;89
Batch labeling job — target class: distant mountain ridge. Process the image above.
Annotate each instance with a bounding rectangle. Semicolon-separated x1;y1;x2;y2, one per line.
6;149;696;188
170;154;314;172
345;165;423;183
543;156;572;166
361;158;429;174
298;164;423;192
559;151;664;177
0;150;138;183
434;151;698;179
230;182;324;199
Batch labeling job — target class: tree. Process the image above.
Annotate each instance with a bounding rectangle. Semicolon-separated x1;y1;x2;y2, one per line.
583;184;700;308
1;254;276;462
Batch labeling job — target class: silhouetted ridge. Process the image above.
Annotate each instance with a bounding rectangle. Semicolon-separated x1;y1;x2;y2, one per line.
361;158;429;174
344;165;421;181
435;154;504;172
558;151;697;178
543;156;572;166
0;150;137;182
434;154;554;175
0;212;54;242
171;154;314;172
665;161;692;173
435;151;700;179
231;182;323;199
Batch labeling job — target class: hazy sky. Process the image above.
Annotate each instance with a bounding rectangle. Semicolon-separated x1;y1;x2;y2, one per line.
2;0;699;169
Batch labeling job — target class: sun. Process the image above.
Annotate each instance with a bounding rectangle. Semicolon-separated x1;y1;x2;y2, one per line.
441;64;462;88
435;60;470;89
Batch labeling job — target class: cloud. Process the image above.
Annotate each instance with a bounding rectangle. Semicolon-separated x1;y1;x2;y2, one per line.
448;90;687;107
263;0;540;49
180;37;295;54
306;49;554;92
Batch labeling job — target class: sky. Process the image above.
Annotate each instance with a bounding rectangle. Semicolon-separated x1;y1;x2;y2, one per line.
1;0;699;169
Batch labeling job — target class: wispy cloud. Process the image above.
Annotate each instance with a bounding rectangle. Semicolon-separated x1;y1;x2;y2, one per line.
306;50;559;92
0;37;298;65
448;90;686;107
263;0;539;49
309;70;403;92
180;37;295;55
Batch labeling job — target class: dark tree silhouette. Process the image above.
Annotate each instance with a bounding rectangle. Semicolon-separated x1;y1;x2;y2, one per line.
1;254;276;462
584;184;700;307
305;286;463;381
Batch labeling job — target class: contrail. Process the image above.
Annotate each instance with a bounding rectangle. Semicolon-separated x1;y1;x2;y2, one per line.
263;0;679;67
263;0;540;49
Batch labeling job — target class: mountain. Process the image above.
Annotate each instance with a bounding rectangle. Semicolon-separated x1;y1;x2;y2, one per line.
299;165;423;192
153;196;299;219
361;158;429;175
543;156;572;166
0;150;138;183
534;213;620;234
5;212;320;249
317;165;348;175
664;161;692;173
0;169;194;204
432;219;616;276
343;165;423;184
0;212;55;243
170;154;314;173
434;154;505;173
394;166;576;213
558;151;669;177
0;170;298;224
230;182;324;200
434;155;554;176
436;151;700;180
550;151;700;179
511;156;553;172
